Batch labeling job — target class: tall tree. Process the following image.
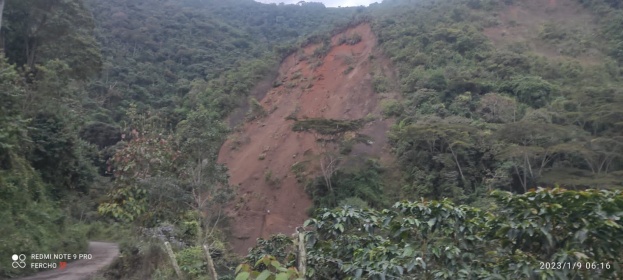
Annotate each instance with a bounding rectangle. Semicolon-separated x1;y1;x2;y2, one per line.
3;0;101;78
0;0;5;32
498;115;575;192
176;106;231;243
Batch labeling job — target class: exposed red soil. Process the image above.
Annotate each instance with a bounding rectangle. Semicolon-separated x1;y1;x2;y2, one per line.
483;0;603;65
218;23;397;255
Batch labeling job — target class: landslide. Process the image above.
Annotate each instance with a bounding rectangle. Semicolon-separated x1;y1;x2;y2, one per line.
217;23;398;254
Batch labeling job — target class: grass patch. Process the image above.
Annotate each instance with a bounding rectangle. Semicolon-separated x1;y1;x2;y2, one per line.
291;161;310;183
285;81;297;89
339;133;373;155
381;99;404;117
291;70;302;80
285;105;300;121
264;170;281;188
247;97;267;120
372;75;391;93
343;66;354;75
292;118;364;135
338;33;362;45
229;134;250;150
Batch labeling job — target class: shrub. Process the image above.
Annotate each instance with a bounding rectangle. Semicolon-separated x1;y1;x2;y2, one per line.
176;246;206;278
292;118;364;135
306;159;385;209
381;100;404;117
291;161;309;183
343;66;354;75
372;75;390;93
264;170;281;188
248;97;267;120
501;75;558;108
339;197;370;209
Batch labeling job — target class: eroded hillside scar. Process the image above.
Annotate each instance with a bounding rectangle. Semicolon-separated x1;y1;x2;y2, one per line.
218;23;396;254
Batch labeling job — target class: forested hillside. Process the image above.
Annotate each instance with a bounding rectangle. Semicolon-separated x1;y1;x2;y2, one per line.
0;0;622;279
85;0;359;123
370;0;623;203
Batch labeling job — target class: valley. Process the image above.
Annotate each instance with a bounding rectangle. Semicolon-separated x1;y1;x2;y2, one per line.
1;0;622;279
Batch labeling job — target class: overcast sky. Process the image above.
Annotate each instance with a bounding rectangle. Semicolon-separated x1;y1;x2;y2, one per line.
255;0;379;8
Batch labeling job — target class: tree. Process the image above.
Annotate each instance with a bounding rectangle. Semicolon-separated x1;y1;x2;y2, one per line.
97;128;182;224
0;56;26;166
501;76;558;108
0;0;5;32
98;105;184;224
581;137;623;175
477;92;520;123
497;113;575;192
28;112;96;197
319;153;339;194
3;0;101;78
390;116;489;200
0;56;91;279
175;106;232;244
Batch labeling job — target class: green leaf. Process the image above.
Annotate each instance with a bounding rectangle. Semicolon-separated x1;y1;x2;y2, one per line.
573;251;588;260
355;268;363;279
605;219;621;228
540;227;554;248
256;270;272;280
427;218;436;228
575;229;588;244
236;272;250;280
275;273;289;280
403;246;414;257
336;223;344;233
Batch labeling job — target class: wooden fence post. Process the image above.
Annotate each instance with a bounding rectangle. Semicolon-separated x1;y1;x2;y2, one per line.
297;227;307;279
164;241;183;278
203;244;219;280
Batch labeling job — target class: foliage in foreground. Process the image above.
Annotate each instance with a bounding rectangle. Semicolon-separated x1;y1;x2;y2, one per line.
236;255;303;280
240;188;623;280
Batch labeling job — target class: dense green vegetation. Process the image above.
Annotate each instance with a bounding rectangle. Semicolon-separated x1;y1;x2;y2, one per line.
240;188;623;279
1;0;622;279
0;0;356;278
366;0;623;205
240;0;623;279
84;0;359;122
0;0;100;275
292;118;365;135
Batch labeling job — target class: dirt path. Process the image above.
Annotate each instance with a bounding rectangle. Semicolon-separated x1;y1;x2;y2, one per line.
18;242;119;280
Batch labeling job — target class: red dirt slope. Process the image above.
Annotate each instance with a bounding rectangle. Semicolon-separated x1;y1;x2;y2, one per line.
218;23;396;255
